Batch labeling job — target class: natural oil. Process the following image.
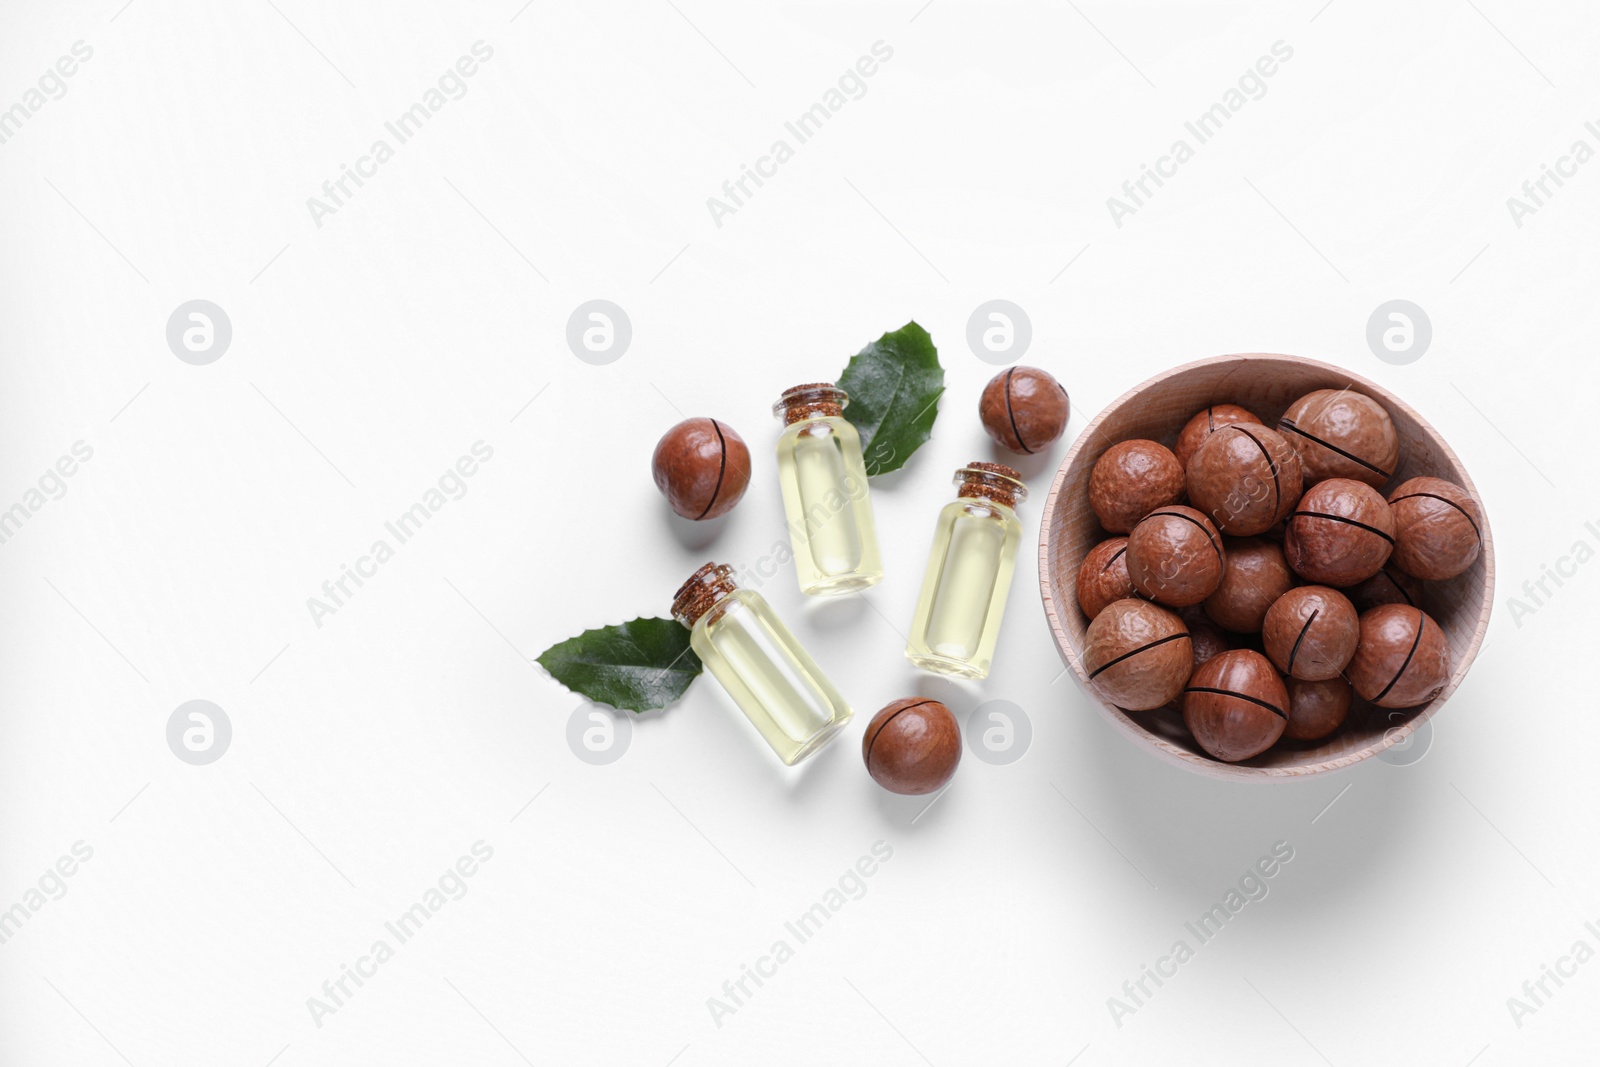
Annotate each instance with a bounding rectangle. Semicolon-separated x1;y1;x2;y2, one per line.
674;563;853;765
773;383;883;596
905;462;1027;679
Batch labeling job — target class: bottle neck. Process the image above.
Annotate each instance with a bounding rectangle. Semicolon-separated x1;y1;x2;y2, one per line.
672;563;739;627
955;462;1026;510
774;383;847;426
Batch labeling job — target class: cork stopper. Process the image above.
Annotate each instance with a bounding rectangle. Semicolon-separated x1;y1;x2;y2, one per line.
956;461;1027;508
773;383;848;425
672;563;739;627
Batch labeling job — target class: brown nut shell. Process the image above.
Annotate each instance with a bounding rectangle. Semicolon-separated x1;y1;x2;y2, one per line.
1348;564;1425;613
1083;599;1192;711
1181;649;1288;761
1076;537;1135;621
1188;621;1230;673
1202;538;1294;634
1284;478;1395;586
1185;424;1303;536
1278;389;1399;489
1088;440;1186;533
1283;677;1352;740
862;699;961;795
1125;506;1226;608
1387;477;1483;581
1262;585;1359;681
1347;604;1451;708
980;366;1070;453
651;418;752;520
1174;404;1262;470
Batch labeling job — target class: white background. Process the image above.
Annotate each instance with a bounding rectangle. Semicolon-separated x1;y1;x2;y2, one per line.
2;1;1597;1064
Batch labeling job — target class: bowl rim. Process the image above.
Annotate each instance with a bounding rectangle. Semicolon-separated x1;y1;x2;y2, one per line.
1037;353;1496;781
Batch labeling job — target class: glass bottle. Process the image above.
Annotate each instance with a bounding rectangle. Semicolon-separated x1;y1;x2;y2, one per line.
772;383;883;596
905;462;1028;680
673;563;854;765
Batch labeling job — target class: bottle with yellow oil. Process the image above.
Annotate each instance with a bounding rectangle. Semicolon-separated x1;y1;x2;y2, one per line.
772;383;882;596
673;563;853;765
905;462;1027;679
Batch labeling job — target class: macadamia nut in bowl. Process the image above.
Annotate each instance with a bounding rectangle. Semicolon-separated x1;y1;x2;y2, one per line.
1126;506;1225;608
1387;477;1483;581
1185;423;1303;536
1087;439;1185;533
1083;599;1192;711
1279;388;1399;489
1076;537;1135;621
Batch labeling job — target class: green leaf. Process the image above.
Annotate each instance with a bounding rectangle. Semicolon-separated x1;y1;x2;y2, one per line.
837;321;945;476
535;617;703;713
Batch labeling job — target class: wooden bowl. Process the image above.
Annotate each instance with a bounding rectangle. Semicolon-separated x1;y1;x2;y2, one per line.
1039;354;1494;781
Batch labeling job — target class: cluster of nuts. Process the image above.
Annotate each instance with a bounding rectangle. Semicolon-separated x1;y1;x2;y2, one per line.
1075;391;1481;763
